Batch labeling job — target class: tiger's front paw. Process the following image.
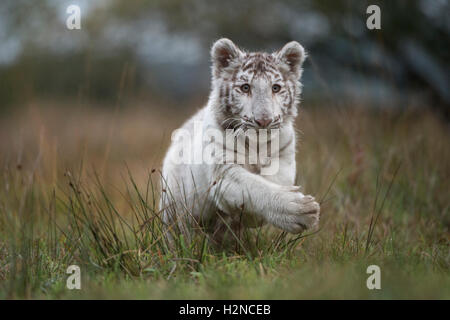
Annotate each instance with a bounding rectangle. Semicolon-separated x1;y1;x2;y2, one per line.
276;193;320;234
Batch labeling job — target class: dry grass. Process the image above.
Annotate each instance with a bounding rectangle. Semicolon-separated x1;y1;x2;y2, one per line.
0;100;449;299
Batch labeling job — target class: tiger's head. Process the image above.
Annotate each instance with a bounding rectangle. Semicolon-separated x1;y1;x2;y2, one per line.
210;38;306;132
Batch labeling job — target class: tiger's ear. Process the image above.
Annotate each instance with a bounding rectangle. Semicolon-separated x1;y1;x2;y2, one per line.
275;41;306;79
211;38;243;78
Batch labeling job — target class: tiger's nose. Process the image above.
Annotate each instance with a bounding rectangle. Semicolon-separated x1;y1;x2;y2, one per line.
255;117;273;128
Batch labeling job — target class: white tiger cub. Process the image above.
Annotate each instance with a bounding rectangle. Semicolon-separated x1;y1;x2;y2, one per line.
160;39;320;241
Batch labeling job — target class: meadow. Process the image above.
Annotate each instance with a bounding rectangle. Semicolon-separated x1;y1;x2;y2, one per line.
0;101;448;299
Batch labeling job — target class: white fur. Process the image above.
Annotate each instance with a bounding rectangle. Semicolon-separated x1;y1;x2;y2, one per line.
160;39;319;237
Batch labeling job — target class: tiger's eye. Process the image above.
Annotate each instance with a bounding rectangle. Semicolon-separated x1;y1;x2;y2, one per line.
241;84;250;93
272;84;281;93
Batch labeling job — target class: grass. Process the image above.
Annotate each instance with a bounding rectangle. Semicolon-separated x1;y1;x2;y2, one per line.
0;102;449;299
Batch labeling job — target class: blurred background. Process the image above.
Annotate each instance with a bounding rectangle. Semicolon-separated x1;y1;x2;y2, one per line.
0;0;449;183
0;0;448;115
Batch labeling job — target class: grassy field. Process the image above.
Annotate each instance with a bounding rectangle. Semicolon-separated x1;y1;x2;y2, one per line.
0;101;449;299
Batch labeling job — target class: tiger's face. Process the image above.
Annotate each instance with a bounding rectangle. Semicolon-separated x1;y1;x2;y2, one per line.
210;38;306;131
